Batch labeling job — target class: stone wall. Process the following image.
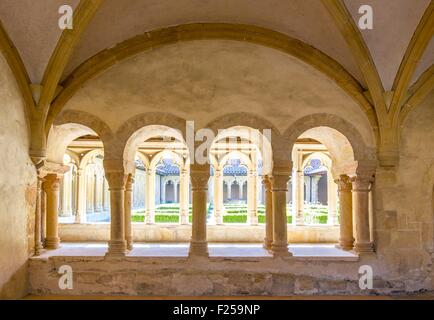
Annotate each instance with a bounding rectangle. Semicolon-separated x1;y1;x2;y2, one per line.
28;255;430;296
58;224;339;243
0;53;36;298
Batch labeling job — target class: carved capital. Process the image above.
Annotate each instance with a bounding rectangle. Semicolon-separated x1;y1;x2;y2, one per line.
351;175;373;192
335;175;352;192
43;174;61;192
125;174;134;192
105;172;127;190
262;176;272;191
271;174;290;191
190;164;210;190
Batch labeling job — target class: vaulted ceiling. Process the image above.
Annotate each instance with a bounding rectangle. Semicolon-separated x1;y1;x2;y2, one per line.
0;0;432;164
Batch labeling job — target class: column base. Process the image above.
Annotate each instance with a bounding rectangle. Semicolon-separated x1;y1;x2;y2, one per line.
106;240;127;257
188;240;209;257
354;242;374;253
263;238;272;251
34;243;43;256
180;213;190;225
271;243;292;257
337;238;354;251
249;215;259;226
44;237;60;249
126;238;133;251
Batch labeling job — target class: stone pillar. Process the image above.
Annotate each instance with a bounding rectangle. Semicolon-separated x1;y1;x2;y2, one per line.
327;173;339;225
247;170;258;225
61;169;72;217
105;170;127;257
311;175;321;203
271;164;292;257
189;164;210;257
336;175;354;250
43;174;61;249
75;169;86;223
351;175;374;253
86;168;95;214
213;169;224;225
34;176;44;255
180;168;190;224
146;169;155;224
124;174;133;250
262;176;273;250
41;188;46;244
293;157;305;225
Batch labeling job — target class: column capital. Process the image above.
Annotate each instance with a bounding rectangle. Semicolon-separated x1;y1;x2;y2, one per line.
190;164;210;191
43;174;61;192
335;175;352;192
262;176;272;190
105;171;127;190
351;175;373;192
271;174;290;191
125;174;134;191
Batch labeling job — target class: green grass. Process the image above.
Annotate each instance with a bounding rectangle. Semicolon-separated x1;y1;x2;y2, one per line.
131;203;335;225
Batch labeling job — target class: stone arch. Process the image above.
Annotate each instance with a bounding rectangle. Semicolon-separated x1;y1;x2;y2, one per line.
150;150;184;169
218;150;253;171
118;112;189;173
206;113;277;174
79;149;105;170
47;23;376;134
283;113;376;165
136;152;150;170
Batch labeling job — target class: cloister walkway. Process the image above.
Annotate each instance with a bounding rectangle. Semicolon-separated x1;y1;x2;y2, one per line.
32;243;358;261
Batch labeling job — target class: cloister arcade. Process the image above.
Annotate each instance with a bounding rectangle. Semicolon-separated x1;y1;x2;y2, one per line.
37;113;373;258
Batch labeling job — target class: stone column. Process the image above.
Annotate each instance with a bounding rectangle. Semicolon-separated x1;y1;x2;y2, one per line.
213;169;224;225
34;176;44;255
262;176;273;250
336;175;354;250
124;174;134;250
188;163;210;257
351;175;374;253
327;173;338;225
180;168;190;224
247;170;258;225
43;174;61;249
86;168;94;214
146;169;156;224
41;188;46;244
271;164;292;257
75;169;86;223
311;175;321;203
105;170;127;257
293;161;305;226
61;170;72;217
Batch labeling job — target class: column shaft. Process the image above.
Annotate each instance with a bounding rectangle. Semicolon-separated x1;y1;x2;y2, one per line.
213;170;224;225
34;176;44;255
43;174;61;249
262;176;273;250
352;176;374;253
188;164;210;257
180;169;190;224
105;171;127;257
336;176;354;250
271;169;291;257
124;174;133;250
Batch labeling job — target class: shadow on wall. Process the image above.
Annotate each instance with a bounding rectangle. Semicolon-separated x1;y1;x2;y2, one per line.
0;262;27;299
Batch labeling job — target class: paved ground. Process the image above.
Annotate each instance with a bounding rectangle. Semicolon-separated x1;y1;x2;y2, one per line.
32;243;358;260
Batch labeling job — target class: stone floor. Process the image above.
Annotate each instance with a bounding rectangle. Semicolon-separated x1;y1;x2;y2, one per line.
33;243;358;260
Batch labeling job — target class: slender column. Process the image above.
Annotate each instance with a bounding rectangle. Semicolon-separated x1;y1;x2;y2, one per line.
271;164;292;257
293;153;305;225
328;173;339;225
105;171;127;257
86;168;95;214
43;174;61;249
124;174;134;250
247;170;258;225
180;168;190;224
61;170;72;217
262;176;273;250
75;169;86;223
336;175;354;250
188;164;210;257
212;169;224;225
146;169;156;224
34;176;44;255
311;175;321;203
41;188;46;244
351;175;374;253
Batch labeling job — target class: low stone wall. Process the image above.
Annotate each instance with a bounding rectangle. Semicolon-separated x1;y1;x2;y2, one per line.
28;255;432;296
59;224;339;243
